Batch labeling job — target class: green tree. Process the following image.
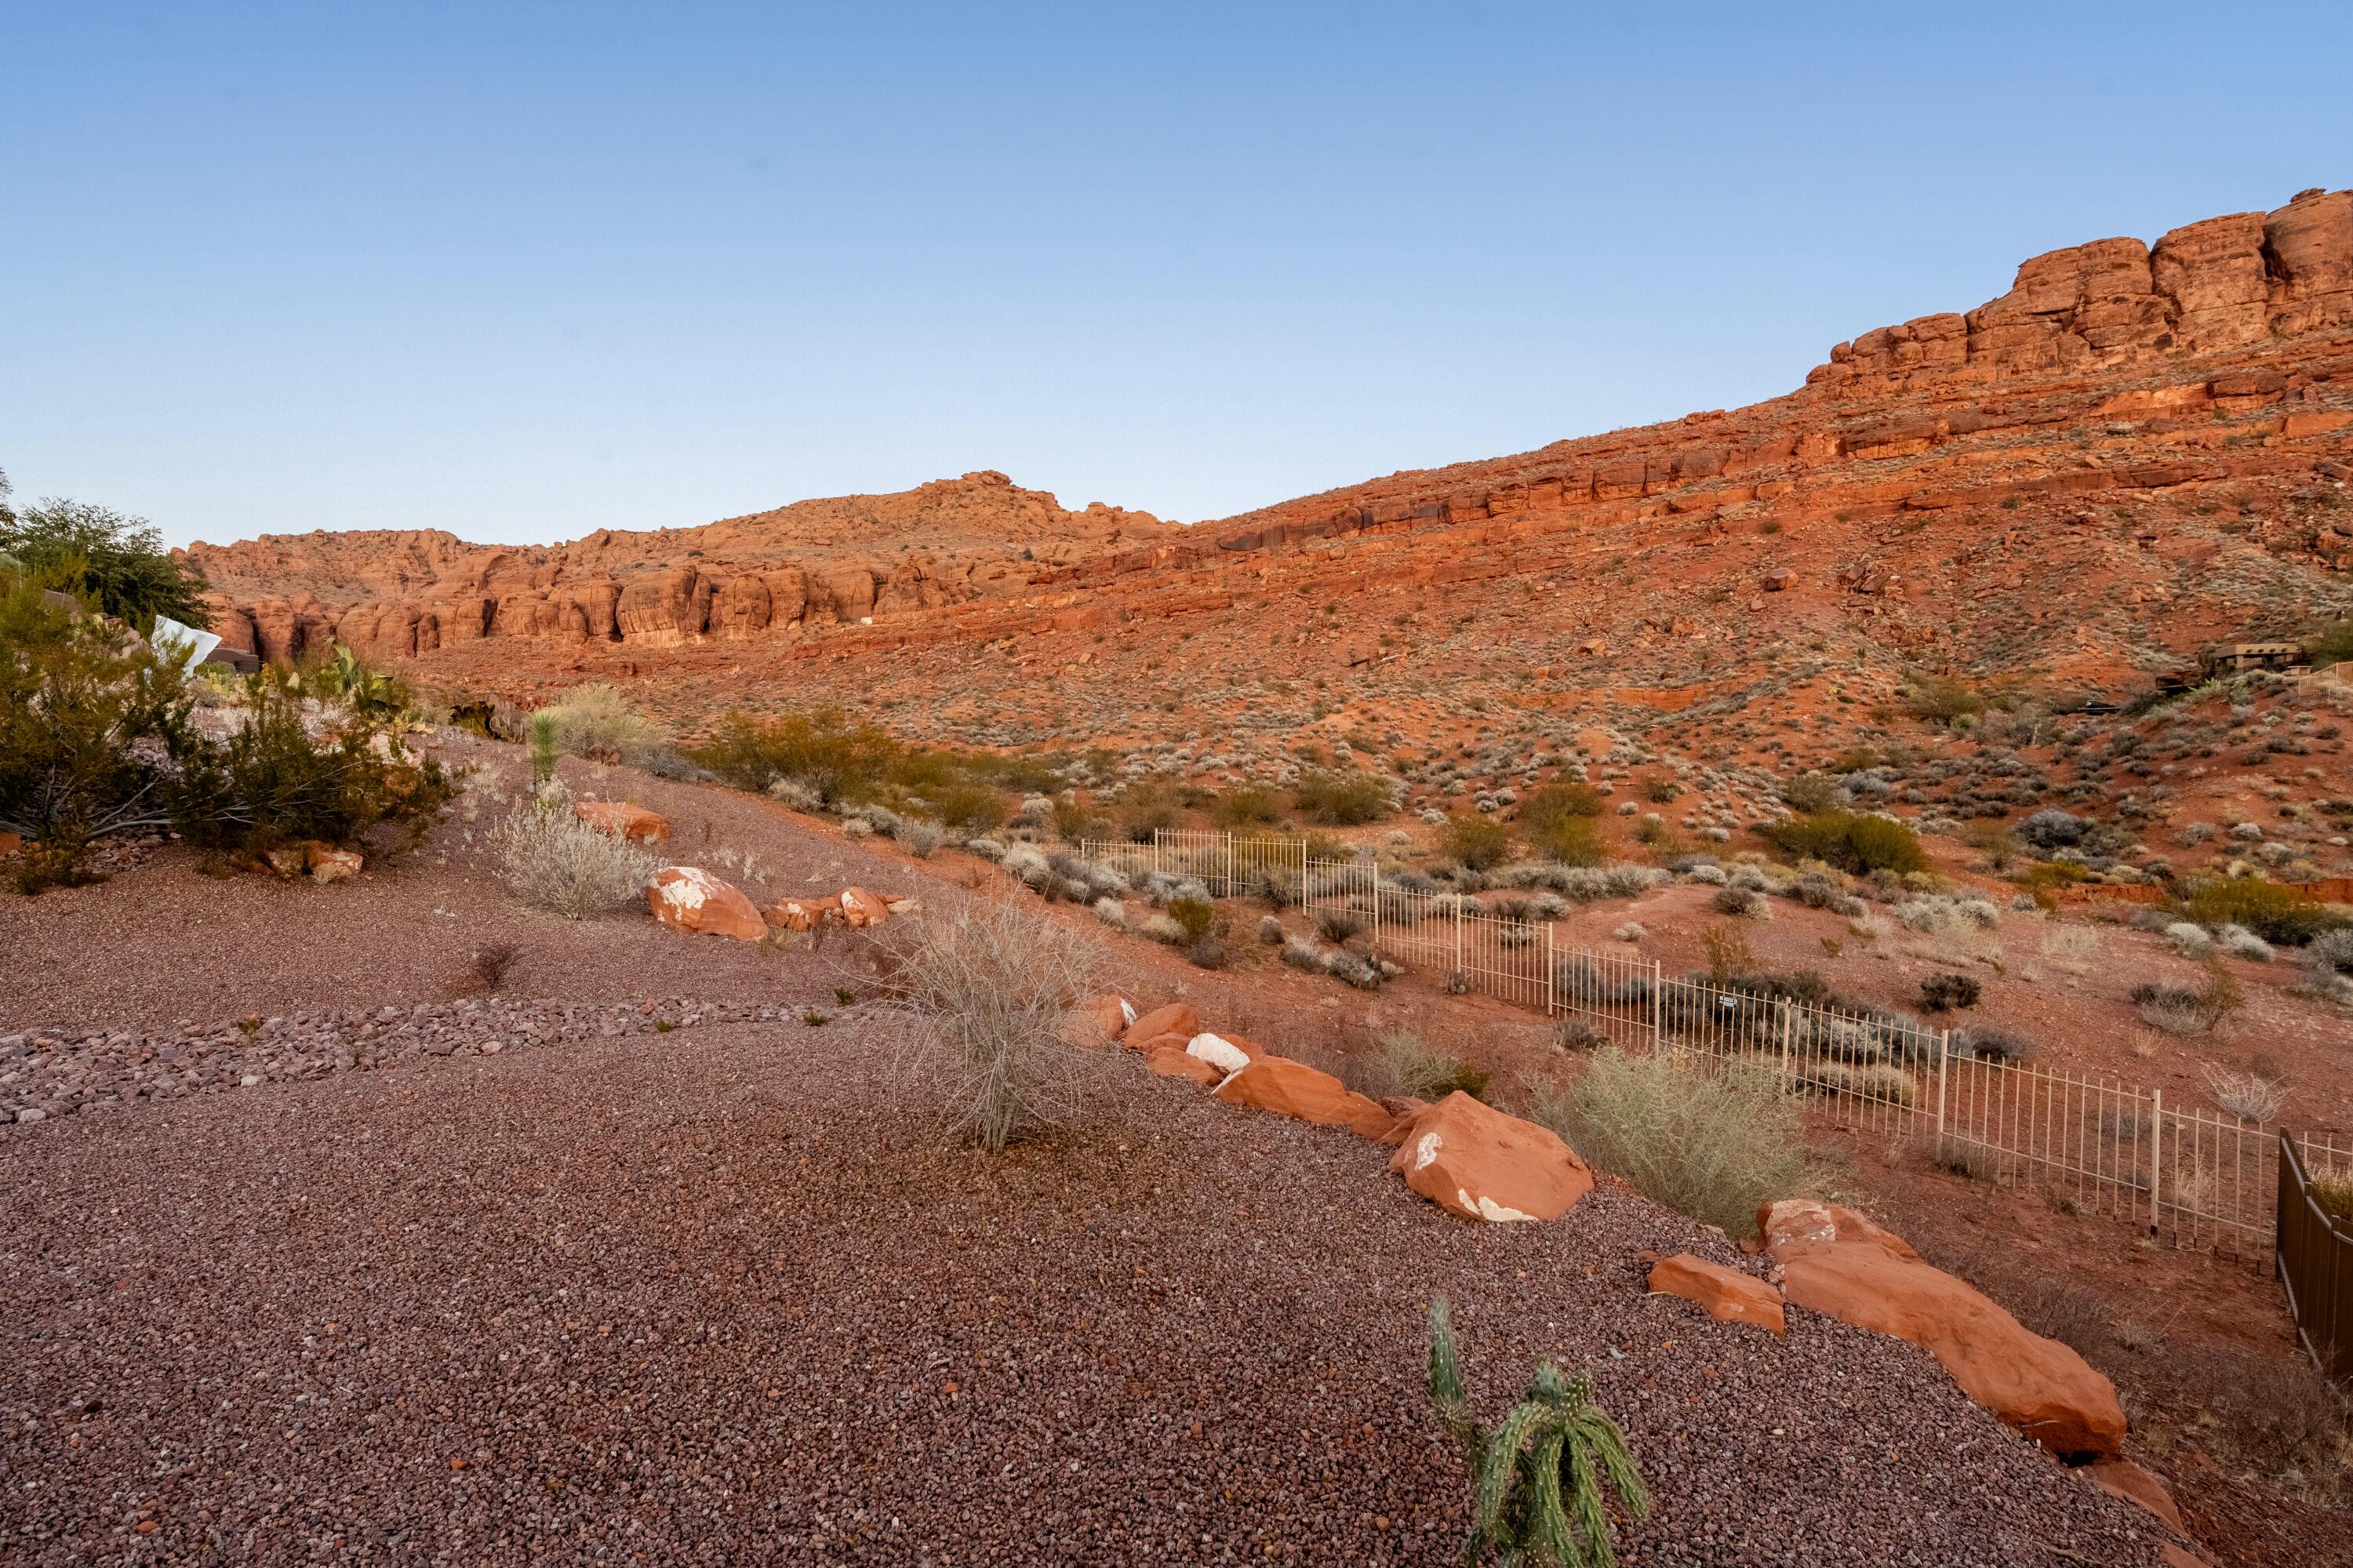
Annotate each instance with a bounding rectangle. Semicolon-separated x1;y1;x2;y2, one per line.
1427;1298;1649;1567
0;480;211;632
0;577;194;890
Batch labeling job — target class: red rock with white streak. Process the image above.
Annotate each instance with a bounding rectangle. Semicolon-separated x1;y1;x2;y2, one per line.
646;867;766;942
1387;1091;1594;1222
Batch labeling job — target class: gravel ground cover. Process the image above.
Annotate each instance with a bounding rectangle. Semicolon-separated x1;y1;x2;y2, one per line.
0;1015;2161;1566
0;998;778;1126
0;737;938;1035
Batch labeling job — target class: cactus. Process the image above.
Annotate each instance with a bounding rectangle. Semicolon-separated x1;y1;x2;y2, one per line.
1427;1298;1649;1568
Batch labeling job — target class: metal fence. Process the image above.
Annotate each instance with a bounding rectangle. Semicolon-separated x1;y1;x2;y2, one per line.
2280;1133;2353;1377
1071;828;2351;1257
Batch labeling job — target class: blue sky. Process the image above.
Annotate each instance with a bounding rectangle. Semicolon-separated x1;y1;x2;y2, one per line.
4;2;2348;549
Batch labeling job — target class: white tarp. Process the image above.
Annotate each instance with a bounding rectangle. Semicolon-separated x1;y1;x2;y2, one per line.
151;615;222;673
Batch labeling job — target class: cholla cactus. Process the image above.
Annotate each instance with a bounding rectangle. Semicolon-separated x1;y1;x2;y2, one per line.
1427;1298;1648;1568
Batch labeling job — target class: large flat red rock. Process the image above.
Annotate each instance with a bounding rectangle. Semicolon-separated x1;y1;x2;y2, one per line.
1386;1091;1592;1222
1776;1238;2126;1460
1211;1056;1395;1139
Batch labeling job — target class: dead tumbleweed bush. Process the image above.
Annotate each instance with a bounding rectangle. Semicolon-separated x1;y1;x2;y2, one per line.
875;900;1110;1152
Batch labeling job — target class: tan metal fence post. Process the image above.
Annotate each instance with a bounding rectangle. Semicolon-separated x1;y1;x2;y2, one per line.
2150;1087;2164;1236
1544;922;1555;1017
1453;897;1464;979
1151;829;1162;880
1370;860;1383;961
1935;1029;1950;1151
1778;1001;1794;1093
1650;959;1664;1050
1224;831;1235;897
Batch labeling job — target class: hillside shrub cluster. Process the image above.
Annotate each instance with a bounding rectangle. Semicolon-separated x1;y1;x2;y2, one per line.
1762;809;1928;875
694;708;1059;837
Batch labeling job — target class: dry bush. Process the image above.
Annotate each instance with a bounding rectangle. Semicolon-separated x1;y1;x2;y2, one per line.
542;682;664;762
491;796;657;919
2201;1062;2289;1123
465;940;521;993
875;901;1107;1152
1530;1047;1807;1236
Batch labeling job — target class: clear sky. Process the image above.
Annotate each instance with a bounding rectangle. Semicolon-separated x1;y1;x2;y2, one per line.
4;2;2348;550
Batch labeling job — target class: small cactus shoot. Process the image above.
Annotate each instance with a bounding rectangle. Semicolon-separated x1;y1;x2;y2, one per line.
1427;1297;1649;1567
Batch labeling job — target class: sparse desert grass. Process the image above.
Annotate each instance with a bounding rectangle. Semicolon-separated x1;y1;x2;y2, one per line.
1351;1028;1489;1102
2201;1062;2289;1123
1530;1047;1806;1236
877;900;1105;1153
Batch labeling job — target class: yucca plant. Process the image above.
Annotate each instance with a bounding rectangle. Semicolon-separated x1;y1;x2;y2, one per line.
1427;1298;1649;1568
529;710;561;790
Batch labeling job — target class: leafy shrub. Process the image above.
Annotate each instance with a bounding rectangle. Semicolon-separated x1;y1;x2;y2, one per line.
1113;783;1180;842
876;902;1105;1152
1427;1298;1648;1568
165;668;452;860
1905;672;1986;727
2309;929;2353;978
0;482;210;631
1711;886;1766;918
1532;1047;1807;1236
1519;781;1604;831
2131;962;2242;1035
1641;776;1680;803
1533;816;1607;867
1445;813;1511;871
491;793;656;919
2016;808;2089;852
1166;895;1218;945
1781;772;1839;813
1762;809;1928;875
2308;618;2353;671
1210;782;1284;829
1316;908;1364;943
2185;877;2341;948
1918;972;1981;1012
897;817;947;857
0;580;192;890
1293;769;1391;824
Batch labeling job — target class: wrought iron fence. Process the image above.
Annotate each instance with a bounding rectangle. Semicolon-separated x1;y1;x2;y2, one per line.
1064;828;2350;1257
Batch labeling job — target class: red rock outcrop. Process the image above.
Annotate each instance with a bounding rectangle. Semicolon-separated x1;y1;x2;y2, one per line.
1760;1200;2127;1460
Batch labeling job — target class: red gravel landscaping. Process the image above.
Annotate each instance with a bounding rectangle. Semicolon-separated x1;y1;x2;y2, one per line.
2;1011;2163;1566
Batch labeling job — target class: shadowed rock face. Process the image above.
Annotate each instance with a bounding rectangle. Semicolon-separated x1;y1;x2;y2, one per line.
181;191;2353;697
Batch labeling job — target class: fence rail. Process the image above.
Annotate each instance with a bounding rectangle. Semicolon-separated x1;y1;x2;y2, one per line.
2281;1133;2353;1378
1071;828;2351;1259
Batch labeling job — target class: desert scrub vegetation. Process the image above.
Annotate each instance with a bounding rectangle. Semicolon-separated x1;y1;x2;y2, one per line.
0;576;196;889
1352;1028;1489;1102
1532;1047;1806;1237
877;901;1106;1152
1291;768;1393;825
693;707;1053;835
1;577;449;890
490;787;658;919
1762;809;1929;875
536;682;666;764
2184;875;2344;948
1427;1297;1649;1568
1444;812;1511;871
165;666;454;863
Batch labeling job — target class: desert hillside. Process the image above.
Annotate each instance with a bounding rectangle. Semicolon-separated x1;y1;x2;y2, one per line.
184;191;2352;774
